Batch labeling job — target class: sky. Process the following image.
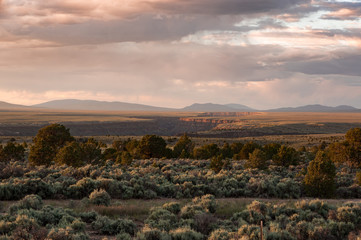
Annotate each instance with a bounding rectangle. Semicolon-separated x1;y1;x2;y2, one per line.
0;0;360;109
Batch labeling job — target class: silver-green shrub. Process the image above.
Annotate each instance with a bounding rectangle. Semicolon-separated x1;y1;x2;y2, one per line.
208;228;232;240
169;227;203;240
89;188;111;206
136;226;171;240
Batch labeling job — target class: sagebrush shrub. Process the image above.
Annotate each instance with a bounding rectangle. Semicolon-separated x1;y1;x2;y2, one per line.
145;207;177;231
91;215;136;235
136;226;171;240
89;189;111;206
116;232;132;240
192;194;217;213
169;227;203;240
208;228;232;240
266;230;295;240
10;194;43;214
163;202;181;214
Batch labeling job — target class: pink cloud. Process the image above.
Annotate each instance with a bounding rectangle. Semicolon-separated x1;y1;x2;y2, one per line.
322;6;361;20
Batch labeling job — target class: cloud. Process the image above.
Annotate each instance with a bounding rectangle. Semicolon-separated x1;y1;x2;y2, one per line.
2;0;311;27
147;0;311;15
285;53;361;77
321;1;361;20
0;42;286;89
14;15;240;45
0;0;361;109
0;0;317;46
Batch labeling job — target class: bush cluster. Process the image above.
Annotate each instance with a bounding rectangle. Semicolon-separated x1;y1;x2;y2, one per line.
0;157;360;201
3;194;361;239
1;194;136;239
0;159;306;200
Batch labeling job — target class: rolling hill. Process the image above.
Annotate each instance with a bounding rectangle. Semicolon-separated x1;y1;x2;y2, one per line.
32;99;173;111
0;101;28;110
267;104;360;112
1;99;359;112
181;103;255;112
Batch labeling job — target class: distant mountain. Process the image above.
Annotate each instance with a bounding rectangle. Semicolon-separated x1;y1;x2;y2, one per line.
4;99;359;113
32;99;173;111
267;104;360;112
224;103;255;111
181;103;255;112
0;101;28;110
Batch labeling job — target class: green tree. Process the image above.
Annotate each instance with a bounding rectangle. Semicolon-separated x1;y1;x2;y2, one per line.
210;154;226;173
345;128;361;143
237;141;260;160
81;138;102;164
173;134;194;158
230;142;244;159
263;143;281;160
116;151;132;166
220;143;233;159
125;139;140;158
328;128;361;167
29;124;74;166
273;145;299;167
138;135;167;159
102;148;118;161
55;141;84;167
304;151;336;198
0;141;25;162
245;149;268;170
193;143;220;160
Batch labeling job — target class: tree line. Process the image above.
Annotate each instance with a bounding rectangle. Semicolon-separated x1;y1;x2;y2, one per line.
1;123;361;198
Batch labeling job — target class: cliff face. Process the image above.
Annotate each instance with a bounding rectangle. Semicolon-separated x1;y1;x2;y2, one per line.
197;112;260;117
179;118;236;124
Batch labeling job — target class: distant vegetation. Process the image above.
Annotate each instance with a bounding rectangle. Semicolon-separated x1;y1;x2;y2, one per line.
1;124;361;239
0;124;361;201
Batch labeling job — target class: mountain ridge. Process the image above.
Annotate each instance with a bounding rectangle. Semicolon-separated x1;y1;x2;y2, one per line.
267;104;360;112
181;103;255;112
0;101;29;110
32;99;173;112
0;99;359;112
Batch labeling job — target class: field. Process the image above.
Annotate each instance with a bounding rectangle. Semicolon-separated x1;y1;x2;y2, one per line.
1;109;361;141
2;110;361;239
1;158;361;239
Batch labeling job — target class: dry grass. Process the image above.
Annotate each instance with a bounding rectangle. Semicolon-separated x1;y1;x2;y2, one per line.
1;110;360;125
3;197;361;221
41;198;189;221
0;109;198;124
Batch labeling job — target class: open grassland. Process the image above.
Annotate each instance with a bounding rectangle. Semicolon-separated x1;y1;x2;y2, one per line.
2;197;361;221
0;109;197;124
1;110;361;138
1;110;360;127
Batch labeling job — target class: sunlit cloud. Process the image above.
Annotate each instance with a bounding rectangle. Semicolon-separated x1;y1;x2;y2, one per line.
0;0;360;108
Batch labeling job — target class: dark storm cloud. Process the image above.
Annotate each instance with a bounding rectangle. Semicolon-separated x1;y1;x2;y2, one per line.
15;15;240;45
4;0;311;45
313;28;361;38
0;0;3;15
148;0;311;15
285;53;361;77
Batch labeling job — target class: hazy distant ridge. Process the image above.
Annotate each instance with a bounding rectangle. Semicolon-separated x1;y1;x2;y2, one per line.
181;103;255;112
32;99;173;111
0;101;28;109
267;104;360;112
0;99;359;112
